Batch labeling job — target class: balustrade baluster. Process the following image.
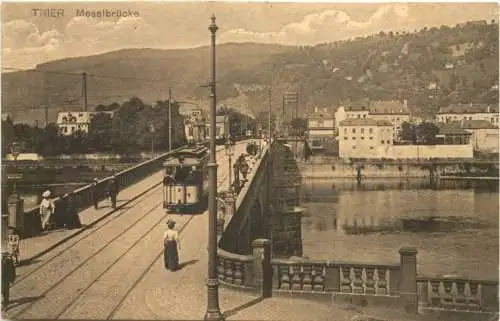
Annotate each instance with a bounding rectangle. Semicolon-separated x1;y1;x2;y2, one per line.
364;268;376;295
353;267;364;294
376;268;387;295
279;265;291;290
302;265;313;291
430;281;441;307
291;265;302;291
312;265;325;291
225;260;234;284
455;281;466;306
217;257;226;282
233;261;243;285
467;282;480;309
341;267;352;293
442;281;454;306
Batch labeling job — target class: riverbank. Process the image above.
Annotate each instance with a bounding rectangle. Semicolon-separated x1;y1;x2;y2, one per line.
298;157;499;179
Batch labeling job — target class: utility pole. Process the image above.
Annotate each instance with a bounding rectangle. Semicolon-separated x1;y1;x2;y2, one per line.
268;89;272;144
82;72;88;111
168;88;172;151
44;103;49;128
205;14;223;321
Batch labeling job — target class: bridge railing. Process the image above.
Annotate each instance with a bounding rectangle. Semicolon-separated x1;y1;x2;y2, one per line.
22;146;186;237
417;275;499;313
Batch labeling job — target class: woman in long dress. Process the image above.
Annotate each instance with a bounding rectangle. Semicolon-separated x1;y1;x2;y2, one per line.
39;190;55;231
163;219;180;271
64;193;82;229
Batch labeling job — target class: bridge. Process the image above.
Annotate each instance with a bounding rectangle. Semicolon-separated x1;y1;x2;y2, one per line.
2;139;497;321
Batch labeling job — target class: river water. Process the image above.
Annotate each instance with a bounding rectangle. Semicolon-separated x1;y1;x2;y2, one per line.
300;178;499;281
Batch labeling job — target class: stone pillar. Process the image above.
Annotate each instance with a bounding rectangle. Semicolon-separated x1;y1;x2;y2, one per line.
251;238;272;297
225;194;235;218
8;194;24;237
399;246;418;313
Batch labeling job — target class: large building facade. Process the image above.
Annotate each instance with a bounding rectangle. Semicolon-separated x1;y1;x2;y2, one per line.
306;107;336;152
436;103;499;127
338;118;394;158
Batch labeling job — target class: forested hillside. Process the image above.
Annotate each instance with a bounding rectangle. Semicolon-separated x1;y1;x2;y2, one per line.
2;20;498;123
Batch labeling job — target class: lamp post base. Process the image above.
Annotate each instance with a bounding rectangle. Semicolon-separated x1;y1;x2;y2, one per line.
204;310;225;321
204;278;224;321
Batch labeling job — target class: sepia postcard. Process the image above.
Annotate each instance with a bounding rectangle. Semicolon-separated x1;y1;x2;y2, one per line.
1;2;498;321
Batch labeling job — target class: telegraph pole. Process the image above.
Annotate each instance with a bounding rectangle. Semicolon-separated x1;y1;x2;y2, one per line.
168;88;172;151
268;89;272;144
205;14;223;321
82;72;88;111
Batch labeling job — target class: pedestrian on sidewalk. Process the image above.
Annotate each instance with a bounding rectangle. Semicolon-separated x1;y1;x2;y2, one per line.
106;176;118;209
64;193;81;229
163;219;180;271
1;252;16;311
91;178;100;209
39;190;55;231
7;227;20;265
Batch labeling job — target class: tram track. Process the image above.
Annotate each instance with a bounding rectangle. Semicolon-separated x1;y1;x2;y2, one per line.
7;142;246;319
9;200;164;319
13;186;163;286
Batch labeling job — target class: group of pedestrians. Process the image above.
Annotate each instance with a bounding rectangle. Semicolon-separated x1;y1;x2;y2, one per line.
39;190;82;232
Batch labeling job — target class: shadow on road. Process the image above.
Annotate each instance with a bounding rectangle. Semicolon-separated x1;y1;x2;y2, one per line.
6;295;45;310
222;297;265;319
16;258;42;267
178;259;199;270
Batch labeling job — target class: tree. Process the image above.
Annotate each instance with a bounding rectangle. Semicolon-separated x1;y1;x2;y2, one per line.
289;117;307;136
400;121;417;143
88;112;113;152
415;122;439;144
1;118;14;156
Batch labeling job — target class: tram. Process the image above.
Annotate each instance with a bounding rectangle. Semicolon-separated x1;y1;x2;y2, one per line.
162;145;209;213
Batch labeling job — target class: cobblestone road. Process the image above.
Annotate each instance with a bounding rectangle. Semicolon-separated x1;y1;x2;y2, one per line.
3;142;248;320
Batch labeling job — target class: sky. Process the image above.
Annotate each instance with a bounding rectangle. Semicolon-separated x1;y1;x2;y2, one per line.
2;2;498;70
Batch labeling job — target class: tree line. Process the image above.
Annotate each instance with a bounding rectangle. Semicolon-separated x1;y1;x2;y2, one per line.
2;97;187;156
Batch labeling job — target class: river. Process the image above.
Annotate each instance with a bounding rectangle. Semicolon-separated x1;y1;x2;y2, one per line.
300;178;499;281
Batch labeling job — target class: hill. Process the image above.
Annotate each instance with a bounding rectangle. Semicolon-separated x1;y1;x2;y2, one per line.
2;20;498;124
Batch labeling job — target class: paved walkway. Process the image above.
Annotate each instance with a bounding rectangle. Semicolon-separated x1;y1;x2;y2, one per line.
18;144;240;262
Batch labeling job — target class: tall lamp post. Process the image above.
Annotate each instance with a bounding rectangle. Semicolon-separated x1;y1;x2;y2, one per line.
205;14;224;321
225;137;235;194
8;141;24;237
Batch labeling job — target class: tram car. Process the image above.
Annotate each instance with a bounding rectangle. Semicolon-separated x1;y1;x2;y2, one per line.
162;145;209;213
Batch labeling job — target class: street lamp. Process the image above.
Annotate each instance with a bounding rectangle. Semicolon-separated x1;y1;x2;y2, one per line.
205;14;224;321
7;141;24;237
225;137;235;194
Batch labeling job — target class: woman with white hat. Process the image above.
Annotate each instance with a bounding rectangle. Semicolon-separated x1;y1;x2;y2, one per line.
39;190;55;231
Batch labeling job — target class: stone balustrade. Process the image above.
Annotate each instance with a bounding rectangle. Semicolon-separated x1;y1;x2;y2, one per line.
417;276;499;313
217;248;255;289
22;146;186;237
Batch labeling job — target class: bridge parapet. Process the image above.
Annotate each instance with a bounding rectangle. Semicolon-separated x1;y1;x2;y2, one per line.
22;146;186;237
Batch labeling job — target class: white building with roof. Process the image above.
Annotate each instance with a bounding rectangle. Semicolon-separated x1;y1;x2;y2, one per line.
338;118;394;158
436;103;499;127
57;111;113;136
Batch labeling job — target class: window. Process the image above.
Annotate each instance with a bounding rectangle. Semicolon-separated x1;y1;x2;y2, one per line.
381;140;385;144
352;146;356;149
363;114;367;119
352;128;356;133
344;128;347;135
361;136;365;140
369;136;373;140
352;137;356;140
357;114;360;118
344;137;348;140
369;128;373;134
370;146;374;150
361;128;365;134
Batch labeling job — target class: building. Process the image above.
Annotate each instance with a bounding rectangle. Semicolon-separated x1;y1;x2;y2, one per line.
205;115;227;141
337;100;410;142
459;120;498;153
57;111;114;136
367;100;411;141
307;107;336;152
1;113;11;122
436;103;499;127
338;118;394;158
184;109;207;143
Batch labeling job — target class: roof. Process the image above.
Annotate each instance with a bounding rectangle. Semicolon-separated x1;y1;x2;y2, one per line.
460;120;498;129
339;118;393;127
307;112;334;119
438;103;498;114
57;111;114;124
368;100;410;115
437;123;472;135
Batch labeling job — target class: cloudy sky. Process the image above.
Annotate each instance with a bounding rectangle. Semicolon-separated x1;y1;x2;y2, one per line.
2;2;498;70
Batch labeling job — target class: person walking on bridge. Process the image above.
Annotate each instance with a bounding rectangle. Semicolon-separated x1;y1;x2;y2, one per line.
107;176;118;209
39;190;55;231
91;178;100;210
1;252;16;311
163;219;180;271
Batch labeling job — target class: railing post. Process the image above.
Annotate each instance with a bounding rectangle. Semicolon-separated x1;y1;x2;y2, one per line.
399;246;418;313
251;238;272;297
